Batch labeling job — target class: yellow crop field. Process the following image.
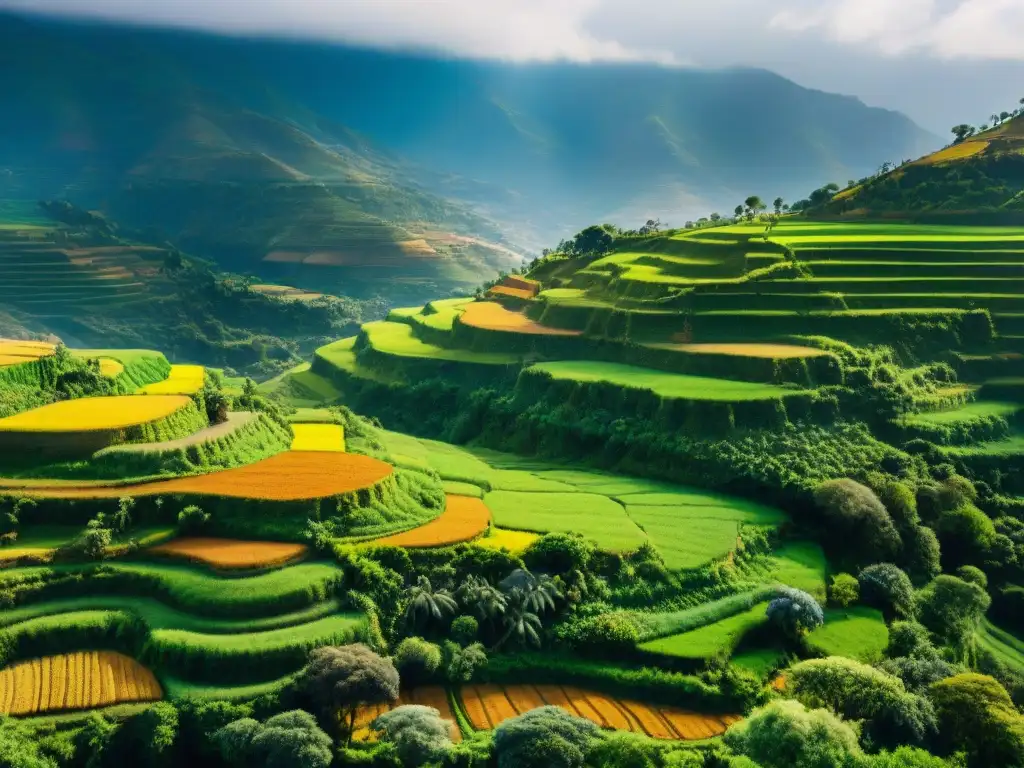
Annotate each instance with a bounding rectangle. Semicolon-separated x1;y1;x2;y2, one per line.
917;140;988;165
487;285;535;300
291;423;346;452
15;451;394;502
475;528;539;553
140;364;205;395
97;358;125;377
352;686;461;742
664;343;828;359
0;395;192;433
0;651;161;715
372;495;490;548
148;537;308;569
460;302;580;336
0;339;55;367
458;684;739;740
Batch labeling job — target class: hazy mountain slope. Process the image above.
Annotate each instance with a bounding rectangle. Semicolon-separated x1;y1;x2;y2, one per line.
0;12;938;281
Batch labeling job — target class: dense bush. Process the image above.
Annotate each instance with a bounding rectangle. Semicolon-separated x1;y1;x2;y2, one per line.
935;505;996;569
766;587;824;640
929;673;1024;768
829;573;859;608
393;637;443;686
373;705;454;767
917;575;991;650
302;644;400;741
858;564;916;620
214;710;333;768
493;706;600;768
813;480;902;567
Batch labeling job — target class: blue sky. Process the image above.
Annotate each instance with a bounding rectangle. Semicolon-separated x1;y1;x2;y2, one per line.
3;0;1023;133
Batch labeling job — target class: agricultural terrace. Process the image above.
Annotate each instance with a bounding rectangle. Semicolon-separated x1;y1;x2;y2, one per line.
0;395;192;432
459;684;740;740
139;364;205;394
360;321;520;365
0;339;54;367
370;495;490;548
379;431;785;565
8;450;393;501
147;538;309;569
291;423;346;451
0;651;162;715
459;301;581;336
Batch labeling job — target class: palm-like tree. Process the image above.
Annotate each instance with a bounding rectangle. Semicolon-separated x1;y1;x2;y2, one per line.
458;575;508;622
403;576;458;631
499;569;562;615
494;590;542;650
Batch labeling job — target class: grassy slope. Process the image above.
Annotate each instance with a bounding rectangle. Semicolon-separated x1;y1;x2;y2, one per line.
806;607;889;663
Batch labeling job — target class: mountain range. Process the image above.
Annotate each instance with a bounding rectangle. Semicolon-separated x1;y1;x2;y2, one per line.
0;11;939;299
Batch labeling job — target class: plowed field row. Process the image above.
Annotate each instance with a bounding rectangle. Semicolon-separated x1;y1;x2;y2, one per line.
458;684;739;740
147;537;308;569
371;495;490;548
4;451;394;502
352;685;461;742
0;651;161;715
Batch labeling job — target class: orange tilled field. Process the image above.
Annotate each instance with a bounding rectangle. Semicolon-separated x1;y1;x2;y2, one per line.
148;537;308;569
353;686;461;742
372;495;490;548
10;451;394;502
459;684;740;740
0;651;162;715
487;285;535;301
460;302;581;336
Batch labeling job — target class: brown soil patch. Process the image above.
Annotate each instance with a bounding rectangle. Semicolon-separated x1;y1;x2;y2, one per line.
148;537;308;569
371;495;490;548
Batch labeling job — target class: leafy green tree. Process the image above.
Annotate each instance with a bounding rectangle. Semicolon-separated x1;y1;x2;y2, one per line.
450;615;479;645
868;747;963;767
766;587;823;639
917;575;991;649
773;197;785;215
393;637;442;686
302;643;399;742
879;622;958;694
177;505;209;534
500;569;562;614
570;226;615;259
724;699;866;768
524;532;594;575
951;124;976;143
829;573;859;607
788;656;937;749
495;589;543;649
442;640;487;683
814;480;902;567
929;673;1024;767
956;565;988;589
215;711;332;768
858;563;916;620
0;716;61;768
493;706;600;768
457;576;507;625
404;575;458;632
584;731;659;768
935;505;996;568
902;526;942;585
112;496;135;534
373;704;454;767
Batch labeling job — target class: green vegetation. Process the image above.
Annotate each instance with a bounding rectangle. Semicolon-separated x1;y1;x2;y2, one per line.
806;608;890;662
638;602;770;660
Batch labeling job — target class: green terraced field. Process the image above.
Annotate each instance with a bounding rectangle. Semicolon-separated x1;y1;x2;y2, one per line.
0;562;344;618
903;401;1019;425
530;361;803;401
806;607;889;663
634;588;779;641
767;542;828;602
978;619;1024;675
625;507;758;570
639;602;770;660
484;490;647;552
362;321;518;364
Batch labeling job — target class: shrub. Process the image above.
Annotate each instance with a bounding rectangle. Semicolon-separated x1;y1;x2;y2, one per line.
451;615;479;646
177;505;209;535
935;505;996;568
858;564;916;620
523;533;594;575
902;526;942;586
493;706;600;768
955;565;988;589
829;574;859;608
724;699;866;768
584;732;661;768
373;704;453;767
443;640;487;683
766;587;823;640
929;673;1024;768
393;637;443;686
917;576;991;650
876;480;919;531
813;479;902;567
571;613;641;655
788;656;937;749
885;621;932;659
215;710;333;768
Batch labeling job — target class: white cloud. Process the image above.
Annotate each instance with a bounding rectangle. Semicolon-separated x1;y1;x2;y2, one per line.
770;0;1024;60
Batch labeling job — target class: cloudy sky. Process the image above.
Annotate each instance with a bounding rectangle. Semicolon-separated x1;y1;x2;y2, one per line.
3;0;1023;133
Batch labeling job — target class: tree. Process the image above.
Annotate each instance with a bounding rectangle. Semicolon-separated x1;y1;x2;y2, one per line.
814;480;902;567
404;576;458;632
584;731;660;768
442;640;487;683
858;563;916;620
773;197;785;215
500;569;562;614
744;196;766;219
710;212;722;223
951;124;976;143
917;575;990;649
570;225;615;259
788;656;937;749
929;674;1024;767
492;706;600;768
524;532;594;575
457;576;507;625
112;496;135;534
829;573;859;608
215;710;333;768
734;205;745;219
766;587;824;639
177;505;209;535
935;505;996;568
373;705;453;767
724;699;866;768
393;637;442;686
302;644;399;742
869;747;963;767
495;589;543;649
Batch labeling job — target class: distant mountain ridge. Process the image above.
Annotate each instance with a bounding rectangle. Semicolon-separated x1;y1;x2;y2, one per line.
0;11;939;296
